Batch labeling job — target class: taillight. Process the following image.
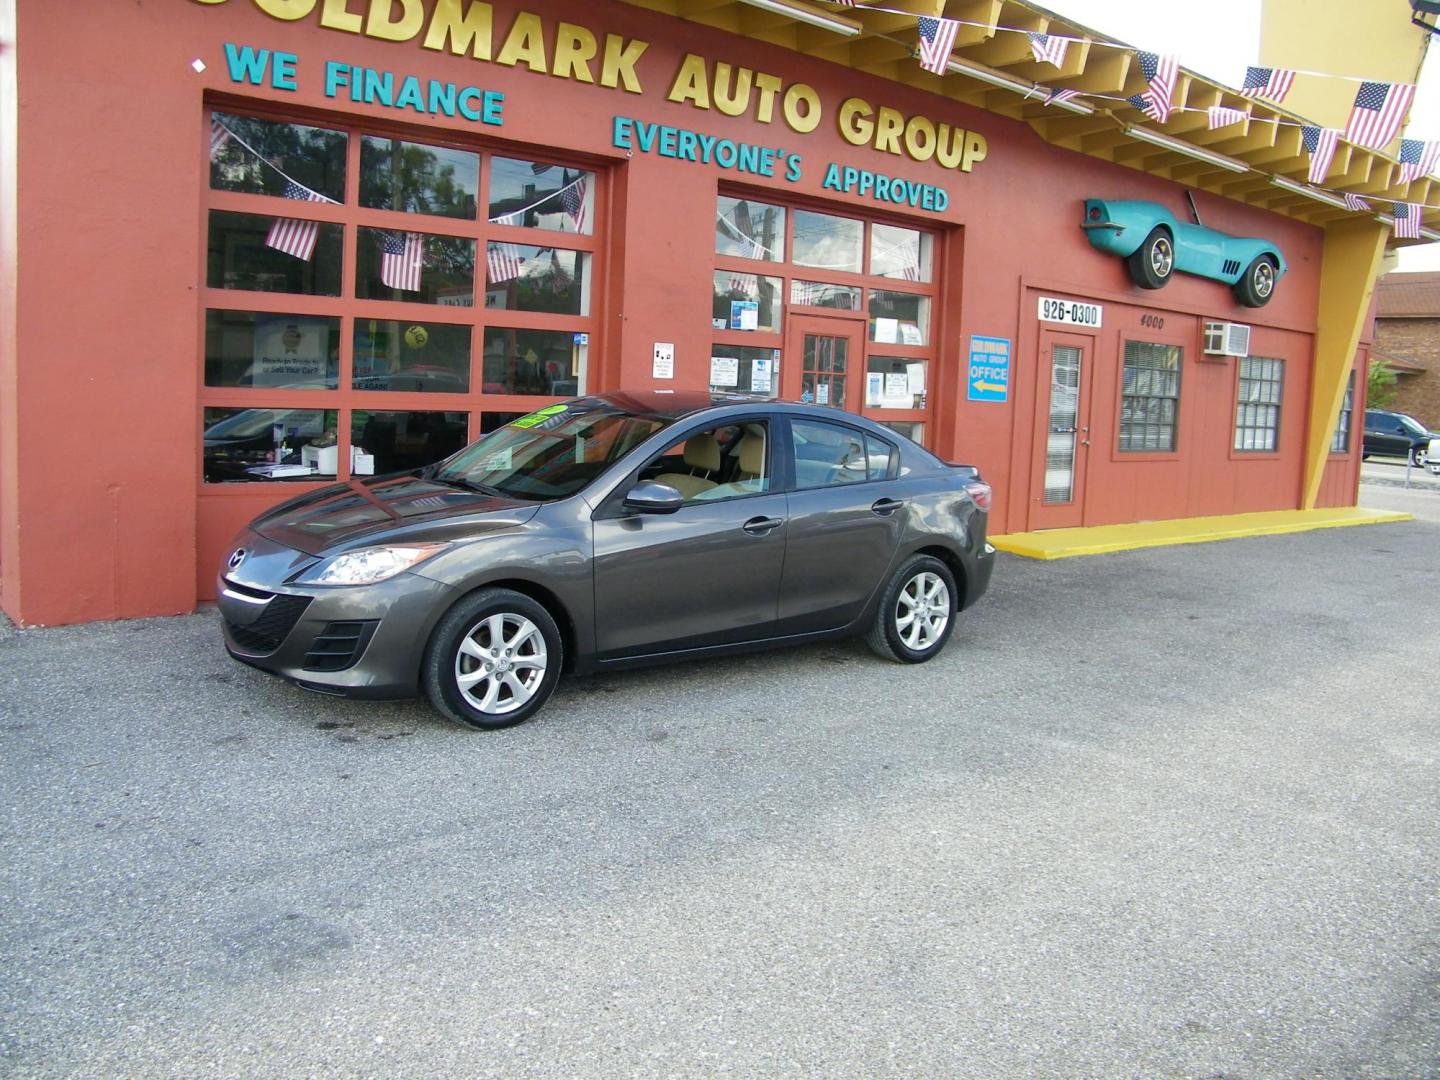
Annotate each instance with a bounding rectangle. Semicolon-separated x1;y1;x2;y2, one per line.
964;480;992;512
1088;205;1102;220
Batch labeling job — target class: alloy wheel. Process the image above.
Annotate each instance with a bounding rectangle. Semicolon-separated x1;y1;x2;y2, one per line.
454;612;548;716
1151;237;1173;277
1254;261;1274;297
896;572;950;652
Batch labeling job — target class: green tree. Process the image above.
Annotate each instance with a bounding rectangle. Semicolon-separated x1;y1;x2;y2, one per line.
1368;358;1399;410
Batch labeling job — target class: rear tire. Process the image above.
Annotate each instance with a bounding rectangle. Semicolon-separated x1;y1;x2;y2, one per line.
422;588;563;730
865;555;958;664
1411;446;1428;468
1233;255;1278;307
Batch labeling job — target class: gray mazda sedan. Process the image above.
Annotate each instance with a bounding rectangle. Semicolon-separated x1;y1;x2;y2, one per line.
218;392;994;728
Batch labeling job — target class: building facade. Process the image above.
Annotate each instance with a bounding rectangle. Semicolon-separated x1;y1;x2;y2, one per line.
0;0;1388;626
1374;272;1440;427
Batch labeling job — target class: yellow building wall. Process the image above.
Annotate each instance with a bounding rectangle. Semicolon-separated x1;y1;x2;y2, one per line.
1260;0;1429;150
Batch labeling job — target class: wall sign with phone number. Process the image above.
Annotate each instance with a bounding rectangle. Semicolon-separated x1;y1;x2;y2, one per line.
1038;296;1103;327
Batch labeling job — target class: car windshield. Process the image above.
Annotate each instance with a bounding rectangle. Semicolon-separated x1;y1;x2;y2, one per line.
431;401;673;501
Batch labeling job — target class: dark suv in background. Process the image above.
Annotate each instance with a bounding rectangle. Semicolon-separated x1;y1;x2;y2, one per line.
1363;409;1434;467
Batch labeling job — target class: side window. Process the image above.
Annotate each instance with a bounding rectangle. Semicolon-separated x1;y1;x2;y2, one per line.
642;421;771;502
791;419;890;489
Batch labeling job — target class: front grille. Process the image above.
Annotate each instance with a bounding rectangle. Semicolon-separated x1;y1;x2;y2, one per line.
225;593;312;655
303;621;378;672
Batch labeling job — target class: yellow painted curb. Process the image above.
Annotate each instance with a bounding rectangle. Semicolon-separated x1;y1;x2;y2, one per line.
991;507;1414;560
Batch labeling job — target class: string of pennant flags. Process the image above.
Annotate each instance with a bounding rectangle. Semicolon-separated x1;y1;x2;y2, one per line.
829;2;1438;237
211;118;587;286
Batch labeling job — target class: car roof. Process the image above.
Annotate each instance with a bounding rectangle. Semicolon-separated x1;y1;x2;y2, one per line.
588;391;914;434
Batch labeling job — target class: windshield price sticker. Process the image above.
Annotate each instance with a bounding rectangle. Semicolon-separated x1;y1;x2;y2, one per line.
1038;296;1103;327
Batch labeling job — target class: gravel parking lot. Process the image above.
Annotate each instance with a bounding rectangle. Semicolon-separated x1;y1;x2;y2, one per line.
2;486;1437;1079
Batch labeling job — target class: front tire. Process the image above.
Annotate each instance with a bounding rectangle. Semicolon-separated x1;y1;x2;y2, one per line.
865;555;958;664
422;588;563;730
1233;255;1278;307
1126;227;1175;290
1411;446;1428;468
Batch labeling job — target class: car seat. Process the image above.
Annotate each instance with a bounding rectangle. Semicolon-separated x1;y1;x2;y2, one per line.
655;433;721;498
692;428;768;500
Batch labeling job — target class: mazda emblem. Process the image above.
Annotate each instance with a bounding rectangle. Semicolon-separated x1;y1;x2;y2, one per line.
227;548;248;571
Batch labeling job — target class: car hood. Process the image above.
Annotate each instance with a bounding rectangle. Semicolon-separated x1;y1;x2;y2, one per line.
252;475;540;555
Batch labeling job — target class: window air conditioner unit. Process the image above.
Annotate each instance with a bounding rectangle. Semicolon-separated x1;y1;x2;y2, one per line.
1203;321;1250;359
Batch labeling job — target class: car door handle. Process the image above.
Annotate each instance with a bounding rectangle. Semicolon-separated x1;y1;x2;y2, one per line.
742;516;784;536
870;498;905;516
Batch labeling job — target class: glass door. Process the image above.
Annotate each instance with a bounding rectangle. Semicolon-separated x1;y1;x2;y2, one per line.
1029;331;1093;530
783;314;864;413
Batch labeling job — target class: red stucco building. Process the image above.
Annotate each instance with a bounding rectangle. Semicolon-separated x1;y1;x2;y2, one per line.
0;0;1396;626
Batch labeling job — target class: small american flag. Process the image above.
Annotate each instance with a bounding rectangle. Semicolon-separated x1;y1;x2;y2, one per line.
1342;192;1372;212
486;242;525;284
917;17;959;75
1398;138;1440;183
381;231;425;292
561;178;587;232
264;181;327;261
728;272;758;296
1045;88;1082;107
491;210;524;227
1239;66;1295;104
901;264;921;282
1345;82;1414;151
1301;126;1340;184
1028;32;1068;69
1127;93;1166;125
210;119;232;156
530;160;552;175
792;280;816;305
1393;201;1422;240
1207;106;1248;130
1137;51;1178;123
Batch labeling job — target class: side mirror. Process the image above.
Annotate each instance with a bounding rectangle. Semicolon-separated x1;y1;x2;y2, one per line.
623;480;684;515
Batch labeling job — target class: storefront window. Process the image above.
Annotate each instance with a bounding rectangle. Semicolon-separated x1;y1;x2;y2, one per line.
1119;341;1182;452
352;321;470;393
354;227;475;306
351;411;469;475
716;196;785;262
359;136;478;219
487;157;594;234
869;224;932;283
1331;372;1355;453
207;211;343;295
205;310;340;389
210;113;346;203
866;356;926;409
202;407;339;483
790;280;860;310
1234;357;1284;452
483;328;587;396
708;347;781;396
712;272;782;333
792;209;863;273
868;291;930;346
877;420;924;444
484;245;590;315
481;411;528;434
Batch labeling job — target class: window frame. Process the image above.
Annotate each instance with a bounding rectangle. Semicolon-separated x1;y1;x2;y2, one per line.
199;103;602;493
712;188;937;441
1231;355;1285;456
1114;336;1185;460
782;414;900;492
1330;371;1357;455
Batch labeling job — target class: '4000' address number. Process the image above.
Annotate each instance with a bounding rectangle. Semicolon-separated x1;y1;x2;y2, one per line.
1038;297;1103;328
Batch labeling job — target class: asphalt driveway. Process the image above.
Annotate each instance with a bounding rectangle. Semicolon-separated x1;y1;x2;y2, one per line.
2;486;1437;1078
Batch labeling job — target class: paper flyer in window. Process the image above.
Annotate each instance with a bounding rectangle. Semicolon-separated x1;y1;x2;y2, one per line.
709;356;739;387
866;372;885;406
874;317;899;344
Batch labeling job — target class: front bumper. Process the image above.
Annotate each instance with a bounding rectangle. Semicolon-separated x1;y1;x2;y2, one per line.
217;533;457;699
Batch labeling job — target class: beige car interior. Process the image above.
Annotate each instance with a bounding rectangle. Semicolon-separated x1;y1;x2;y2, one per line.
651;423;770;502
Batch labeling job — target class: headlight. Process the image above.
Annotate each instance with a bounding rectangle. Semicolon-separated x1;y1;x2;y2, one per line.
301;543;449;586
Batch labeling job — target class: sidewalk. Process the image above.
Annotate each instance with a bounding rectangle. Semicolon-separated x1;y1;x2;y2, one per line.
1361;459;1440;492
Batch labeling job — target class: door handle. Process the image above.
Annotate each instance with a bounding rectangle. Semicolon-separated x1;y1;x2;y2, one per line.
742;516;784;536
870;498;905;516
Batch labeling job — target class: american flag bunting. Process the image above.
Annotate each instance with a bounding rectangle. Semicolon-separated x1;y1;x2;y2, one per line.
264;181;328;261
1301;126;1340;185
1127;93;1166;125
560;178;587;232
1341;192;1372;212
486;242;525;284
917;17;959;76
210;119;232;156
728;272;758;297
381;231;425;292
1028;32;1068;69
1137;52;1178;123
1393;201;1422;240
1398;138;1440;183
1239;66;1295;104
1345;82;1414;151
1044;88;1082;107
1207;106;1248;130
